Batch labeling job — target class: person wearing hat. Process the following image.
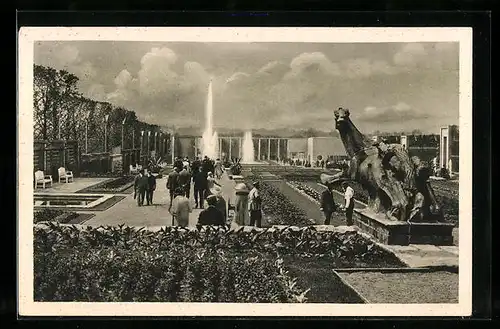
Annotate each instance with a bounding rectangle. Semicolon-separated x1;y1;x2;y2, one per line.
134;169;149;207
340;181;355;226
205;171;221;199
196;194;225;229
211;186;228;223
248;181;262;227
178;165;191;199
170;187;192;227
166;167;180;211
320;183;337;225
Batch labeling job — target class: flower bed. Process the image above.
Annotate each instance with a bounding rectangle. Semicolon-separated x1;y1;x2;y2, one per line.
76;176;135;194
257;182;312;227
34;209;78;224
34;224;405;302
288;181;322;202
34;209;95;225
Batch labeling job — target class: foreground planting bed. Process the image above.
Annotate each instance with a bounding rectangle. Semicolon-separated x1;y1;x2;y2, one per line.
34;224;405;302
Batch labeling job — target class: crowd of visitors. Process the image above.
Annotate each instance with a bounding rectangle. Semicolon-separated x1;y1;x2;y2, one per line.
134;155;244;228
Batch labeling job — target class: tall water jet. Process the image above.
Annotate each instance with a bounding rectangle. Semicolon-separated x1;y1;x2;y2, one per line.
201;80;218;159
242;130;255;163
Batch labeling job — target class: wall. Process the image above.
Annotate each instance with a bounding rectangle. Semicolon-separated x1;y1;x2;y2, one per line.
307;137;347;165
287;138;308;155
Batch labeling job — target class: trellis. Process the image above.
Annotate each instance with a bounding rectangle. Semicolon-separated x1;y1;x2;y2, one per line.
34;140;80;178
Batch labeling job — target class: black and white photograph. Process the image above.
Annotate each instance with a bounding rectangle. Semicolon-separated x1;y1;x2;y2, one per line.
18;27;472;317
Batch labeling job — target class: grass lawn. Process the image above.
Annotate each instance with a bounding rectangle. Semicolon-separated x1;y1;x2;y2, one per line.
283;256;365;303
338;271;459;303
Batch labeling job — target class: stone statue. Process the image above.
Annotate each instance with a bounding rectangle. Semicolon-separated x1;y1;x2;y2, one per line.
320;107;443;223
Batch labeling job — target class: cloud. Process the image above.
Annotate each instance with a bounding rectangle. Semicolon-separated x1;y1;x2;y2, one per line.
37;42;457;132
393;42;458;71
54;45;81;66
104;47;211;126
357;102;430;123
85;84;107;102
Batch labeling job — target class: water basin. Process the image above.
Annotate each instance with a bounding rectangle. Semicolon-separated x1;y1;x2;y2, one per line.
34;193;114;210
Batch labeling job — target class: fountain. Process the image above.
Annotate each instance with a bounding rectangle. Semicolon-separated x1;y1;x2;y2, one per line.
201;80;219;159
241;130;255;163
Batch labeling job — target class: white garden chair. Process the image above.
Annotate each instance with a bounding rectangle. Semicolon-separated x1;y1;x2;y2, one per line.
34;170;53;189
58;167;74;183
130;164;139;175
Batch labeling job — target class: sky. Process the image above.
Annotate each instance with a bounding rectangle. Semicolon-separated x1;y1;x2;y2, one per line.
34;41;459;134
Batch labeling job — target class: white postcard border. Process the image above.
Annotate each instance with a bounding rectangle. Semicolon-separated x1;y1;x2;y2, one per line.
18;27;473;317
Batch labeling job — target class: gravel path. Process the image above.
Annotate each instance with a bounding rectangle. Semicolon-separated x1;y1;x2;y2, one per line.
339;271;459;303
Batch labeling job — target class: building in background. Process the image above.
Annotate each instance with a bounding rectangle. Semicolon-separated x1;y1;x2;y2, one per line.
307;137;347;165
439;125;459;173
401;133;440;164
287;138;308;160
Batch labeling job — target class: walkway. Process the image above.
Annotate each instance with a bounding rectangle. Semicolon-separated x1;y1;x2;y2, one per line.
34;178;108;194
84;172;237;228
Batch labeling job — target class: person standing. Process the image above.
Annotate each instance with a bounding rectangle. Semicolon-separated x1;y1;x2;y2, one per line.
212;187;228;224
192;167;207;209
178;165;191;199
134;169;148;207
340;181;355;226
320;183;337;225
205;172;221;199
202;156;211;174
196;195;225;229
166;167;180;211
146;170;157;205
183;157;191;173
133;170;143;205
214;158;224;180
170;187;192;227
191;156;201;174
174;156;184;172
248;181;262;228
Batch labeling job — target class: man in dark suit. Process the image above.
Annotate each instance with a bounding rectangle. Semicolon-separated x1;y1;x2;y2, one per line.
201;156;211;174
178;165;191;198
192;167;207;208
134;169;149;207
320;183;337;225
174;156;184;172
166;167;180;210
196;195;225;230
191;156;201;174
146;170;156;205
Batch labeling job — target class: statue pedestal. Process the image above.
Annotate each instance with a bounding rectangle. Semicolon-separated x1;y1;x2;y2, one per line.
355;209;455;246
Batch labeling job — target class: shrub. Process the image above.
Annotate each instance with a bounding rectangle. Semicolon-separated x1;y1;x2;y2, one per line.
33;224;320;302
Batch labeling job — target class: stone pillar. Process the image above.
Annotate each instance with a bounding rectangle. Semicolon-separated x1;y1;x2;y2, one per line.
229;137;232;160
258;138;261;161
268;138;271;160
219;137;222;159
277;139;280;161
239;137;242;159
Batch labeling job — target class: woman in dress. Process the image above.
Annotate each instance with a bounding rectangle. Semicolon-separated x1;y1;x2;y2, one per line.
205;172;222;199
214;158;224;180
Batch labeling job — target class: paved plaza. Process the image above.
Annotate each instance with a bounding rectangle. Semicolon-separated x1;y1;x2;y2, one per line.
82;173;237;228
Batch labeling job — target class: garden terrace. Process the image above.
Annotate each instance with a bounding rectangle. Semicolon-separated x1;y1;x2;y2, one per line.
34;224;405;303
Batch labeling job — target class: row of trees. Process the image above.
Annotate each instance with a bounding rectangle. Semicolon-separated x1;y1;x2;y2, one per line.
33;64;170;154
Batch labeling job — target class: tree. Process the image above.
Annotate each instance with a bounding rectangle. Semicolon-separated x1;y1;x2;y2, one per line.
33;65;80;140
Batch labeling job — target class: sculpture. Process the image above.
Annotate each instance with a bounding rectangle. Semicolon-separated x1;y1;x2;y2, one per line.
321;107;443;223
